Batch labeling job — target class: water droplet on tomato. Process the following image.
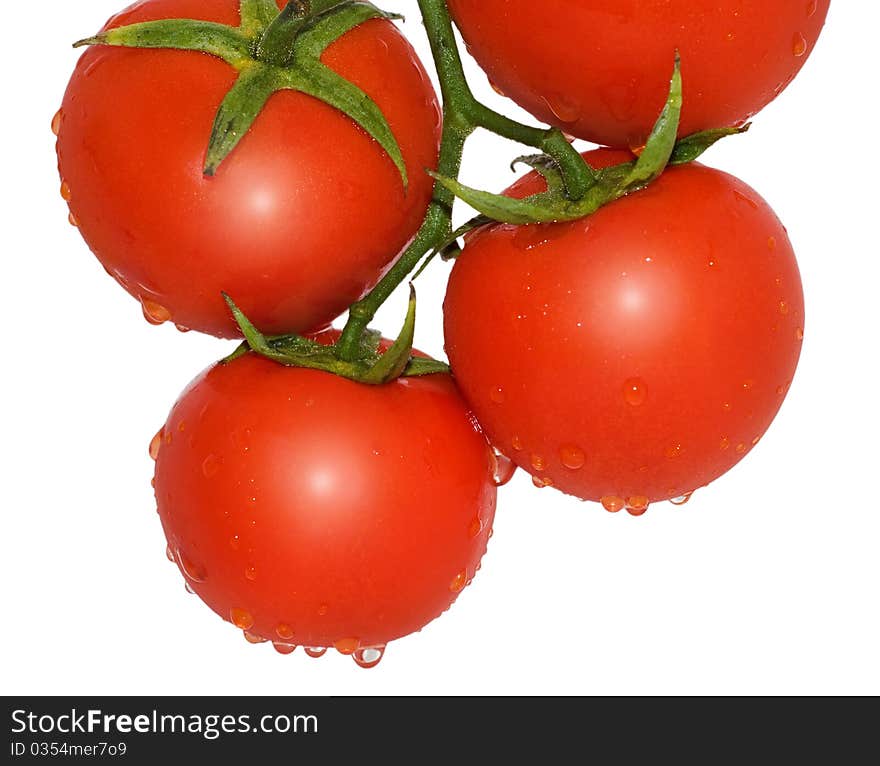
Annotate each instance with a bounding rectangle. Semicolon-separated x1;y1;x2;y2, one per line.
559;445;586;470
165;544;174;562
244;631;267;645
468;517;483;539
530;454;546;472
489;80;506;97
149;429;164;461
200;454;220;479
670;492;694;506
736;443;747;455
626;496;650;516
623;378;648;407
305;647;327;659
543;93;580;124
491;451;516;487
720;436;731;451
273;642;297;655
806;0;818;18
768;236;777;251
68;211;79;227
450;571;468;594
334;638;359;656
184;582;195;595
792;32;807;57
511;436;524;452
601;495;625;513
489;386;505;404
513;225;553;251
317;604;329;617
175;548;207;583
141;299;172;326
175;324;191;334
245;566;257;582
230;608;254;630
733;189;759;209
796;327;804;341
664;444;683;460
229;535;241;551
276;624;295;641
353;646;386;669
51;109;62;136
532;475;554;489
60;181;72;201
779;301;790;315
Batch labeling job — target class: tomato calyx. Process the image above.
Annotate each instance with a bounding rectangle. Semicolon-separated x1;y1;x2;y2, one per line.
222;288;449;384
430;55;746;227
73;0;408;184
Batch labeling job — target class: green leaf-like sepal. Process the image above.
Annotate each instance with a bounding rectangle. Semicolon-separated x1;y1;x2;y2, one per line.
239;0;283;38
510;155;566;195
670;124;751;165
361;285;417;384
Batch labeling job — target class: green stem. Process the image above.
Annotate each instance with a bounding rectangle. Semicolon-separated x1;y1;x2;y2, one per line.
335;0;593;360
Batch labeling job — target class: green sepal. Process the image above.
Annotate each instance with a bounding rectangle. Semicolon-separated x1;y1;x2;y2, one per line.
403;356;451;377
294;2;404;59
74;20;252;69
670;124;751;165
621;53;682;192
360;285;418;384
510;155;566;195
239;0;283;38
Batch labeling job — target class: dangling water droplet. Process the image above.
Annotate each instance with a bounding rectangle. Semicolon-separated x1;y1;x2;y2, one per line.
489;80;506;97
175;548;207;583
559;445;586;470
601;495;625;513
244;631;267;644
150;429;164;460
543;93;580;124
670;492;693;506
60;181;72;201
304;647;327;659
334;638;359;656
449;571;468;594
184;582;195;594
626;496;650;516
795;327;804;341
273;642;297;655
165;544;175;562
141;298;172;326
353;646;386;669
201;454;220;479
175;324;191;334
230;608;254;630
530;454;546;472
68;211;79;227
792;32;807;57
623;378;648;407
532;475;554;489
51;108;63;136
491;451;516;487
489;386;505;404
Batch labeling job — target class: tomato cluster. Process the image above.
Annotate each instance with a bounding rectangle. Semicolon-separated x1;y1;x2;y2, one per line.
55;0;826;666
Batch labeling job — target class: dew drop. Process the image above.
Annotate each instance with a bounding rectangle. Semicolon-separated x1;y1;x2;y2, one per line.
468;517;483;539
353;646;386;669
779;301;790;316
276;624;295;641
664;443;683;460
626;496;650;516
230;608;254;630
720;436;731;451
601;495;625;513
165;544;174;562
317;604;329;617
722;402;733;412
491;451;516;487
230;535;241;551
450;571;468;594
670;492;693;506
273;642;297;655
184;582;195;595
51;108;63;136
532;475;554;489
511;436;524;452
623;378;648;407
68;211;79;227
792;32;807;57
141;299;172;326
175;549;207;583
201;454;220;479
60;181;72;201
768;236;777;251
530;454;546;472
752;436;761;446
489;80;506;97
305;647;327;659
245;566;257;582
543;93;580;124
175;324;191;334
559;445;586;470
736;443;747;455
489;386;505;404
795;327;804;341
244;631;267;645
807;0;818;18
149;429;164;461
334;638;360;656
733;189;758;209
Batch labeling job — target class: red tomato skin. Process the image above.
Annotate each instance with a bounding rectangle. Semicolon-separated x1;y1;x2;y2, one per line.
57;0;441;338
449;0;829;148
153;354;497;649
443;150;805;504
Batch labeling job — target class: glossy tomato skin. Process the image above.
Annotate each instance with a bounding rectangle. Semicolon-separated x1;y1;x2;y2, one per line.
449;0;829;148
57;0;441;338
152;353;497;651
444;150;805;506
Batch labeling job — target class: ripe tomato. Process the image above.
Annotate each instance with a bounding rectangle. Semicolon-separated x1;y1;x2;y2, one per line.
55;0;441;338
152;351;497;663
449;0;829;148
443;149;805;512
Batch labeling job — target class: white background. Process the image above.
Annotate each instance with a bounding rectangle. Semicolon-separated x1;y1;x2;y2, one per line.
2;1;878;696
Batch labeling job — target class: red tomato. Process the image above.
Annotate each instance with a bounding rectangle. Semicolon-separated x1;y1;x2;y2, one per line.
443;150;805;512
152;352;497;662
56;0;441;338
449;0;829;148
